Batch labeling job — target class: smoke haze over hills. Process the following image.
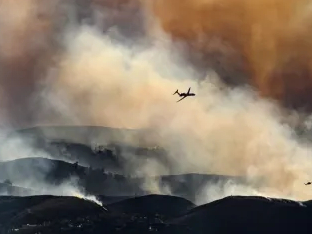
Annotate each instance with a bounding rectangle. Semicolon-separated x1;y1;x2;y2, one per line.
0;0;312;204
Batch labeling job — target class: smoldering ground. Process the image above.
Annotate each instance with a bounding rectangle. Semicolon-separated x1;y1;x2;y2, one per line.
1;0;312;204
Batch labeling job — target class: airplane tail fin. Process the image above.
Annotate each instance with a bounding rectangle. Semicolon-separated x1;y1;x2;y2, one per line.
173;89;179;95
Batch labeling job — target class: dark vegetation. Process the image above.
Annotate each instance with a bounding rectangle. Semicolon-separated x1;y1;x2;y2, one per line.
1;195;312;234
0;157;242;201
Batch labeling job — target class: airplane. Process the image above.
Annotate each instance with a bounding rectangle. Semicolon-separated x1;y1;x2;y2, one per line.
305;182;312;185
173;87;196;102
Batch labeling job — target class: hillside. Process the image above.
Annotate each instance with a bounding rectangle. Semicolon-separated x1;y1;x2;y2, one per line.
1;126;171;172
2;194;312;234
0;157;242;202
170;196;312;234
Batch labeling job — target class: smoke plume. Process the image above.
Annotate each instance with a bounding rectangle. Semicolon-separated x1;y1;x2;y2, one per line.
149;0;312;111
39;24;312;201
1;0;312;203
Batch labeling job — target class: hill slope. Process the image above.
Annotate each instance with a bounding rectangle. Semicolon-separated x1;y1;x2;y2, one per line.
2;194;312;234
171;196;312;234
0;157;243;202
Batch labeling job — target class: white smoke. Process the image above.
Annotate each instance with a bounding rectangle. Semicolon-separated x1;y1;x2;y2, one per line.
1;1;312;206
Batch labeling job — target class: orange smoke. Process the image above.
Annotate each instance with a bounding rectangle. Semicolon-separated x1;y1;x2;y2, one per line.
0;0;58;125
2;0;312;127
0;0;143;127
149;0;312;111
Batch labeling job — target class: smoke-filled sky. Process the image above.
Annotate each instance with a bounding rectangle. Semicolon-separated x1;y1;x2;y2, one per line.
1;0;312;201
150;0;312;111
2;0;312;125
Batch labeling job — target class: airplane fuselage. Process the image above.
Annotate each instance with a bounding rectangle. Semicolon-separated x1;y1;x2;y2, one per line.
179;93;195;97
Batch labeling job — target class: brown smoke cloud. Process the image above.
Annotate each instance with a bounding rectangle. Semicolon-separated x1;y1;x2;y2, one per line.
0;0;145;127
38;25;312;201
148;0;312;111
0;0;60;126
1;0;312;202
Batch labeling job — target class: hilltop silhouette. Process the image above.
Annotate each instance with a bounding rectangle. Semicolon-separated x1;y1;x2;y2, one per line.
1;194;312;234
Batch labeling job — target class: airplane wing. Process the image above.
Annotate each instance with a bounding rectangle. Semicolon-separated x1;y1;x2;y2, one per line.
177;96;187;102
187;87;191;94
